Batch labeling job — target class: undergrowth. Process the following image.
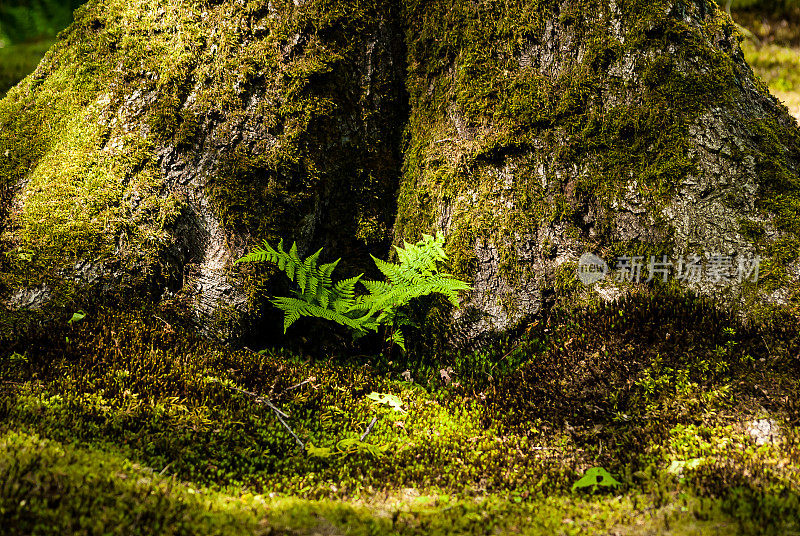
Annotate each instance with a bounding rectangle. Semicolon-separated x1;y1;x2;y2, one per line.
1;288;800;534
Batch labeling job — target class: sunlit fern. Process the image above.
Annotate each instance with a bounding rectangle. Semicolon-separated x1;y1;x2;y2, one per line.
236;239;374;333
236;233;471;350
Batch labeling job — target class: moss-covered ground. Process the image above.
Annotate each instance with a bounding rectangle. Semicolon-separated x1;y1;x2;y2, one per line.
1;3;799;534
2;289;799;534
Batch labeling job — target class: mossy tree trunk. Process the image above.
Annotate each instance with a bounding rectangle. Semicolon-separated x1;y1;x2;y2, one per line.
0;0;407;341
397;0;800;341
1;0;798;344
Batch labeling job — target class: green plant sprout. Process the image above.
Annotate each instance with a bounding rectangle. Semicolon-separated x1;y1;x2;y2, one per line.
366;392;406;413
307;392;402;459
236;233;471;351
572;467;622;492
67;310;86;325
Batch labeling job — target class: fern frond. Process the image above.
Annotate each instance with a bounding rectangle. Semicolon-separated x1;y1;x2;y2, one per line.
359;238;471;316
372;256;406;285
270;296;305;332
270;297;374;333
298;248;322;293
239;233;469;349
234;239;279;265
390;329;406;351
332;274;363;312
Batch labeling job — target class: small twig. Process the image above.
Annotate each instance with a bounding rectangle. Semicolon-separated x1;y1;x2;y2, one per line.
490;321;539;374
153;316;172;329
489;342;522;374
761;335;773;360
282;376;317;394
210;378;304;449
220;382;289;419
273;409;306;450
360;416;378;442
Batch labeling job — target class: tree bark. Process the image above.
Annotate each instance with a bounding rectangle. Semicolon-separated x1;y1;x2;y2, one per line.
396;0;800;340
1;0;798;343
0;0;407;340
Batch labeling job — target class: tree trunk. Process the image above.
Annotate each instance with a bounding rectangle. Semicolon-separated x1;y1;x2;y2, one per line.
396;0;800;340
1;0;798;344
0;0;407;340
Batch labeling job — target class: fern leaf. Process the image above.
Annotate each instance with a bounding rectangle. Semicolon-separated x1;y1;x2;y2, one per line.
372;256;406;285
270;296;305;333
333;274;362;312
298;248;322;293
272;239;285;270
316;260;339;303
319;287;330;309
360;279;391;295
390;329;406;351
289;242;303;274
307;269;320;299
241;233;469;347
234;249;266;264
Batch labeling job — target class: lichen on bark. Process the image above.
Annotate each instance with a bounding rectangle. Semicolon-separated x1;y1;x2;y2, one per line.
395;0;800;339
1;0;798;344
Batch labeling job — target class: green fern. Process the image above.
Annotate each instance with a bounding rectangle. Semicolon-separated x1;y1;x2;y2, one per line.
354;233;471;317
236;233;471;349
235;239;373;333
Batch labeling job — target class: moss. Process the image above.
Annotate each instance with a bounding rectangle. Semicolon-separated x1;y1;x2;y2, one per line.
0;430;269;535
394;0;799;319
194;0;406;269
2;295;800;533
12;428;790;535
0;0;203;317
736;114;800;297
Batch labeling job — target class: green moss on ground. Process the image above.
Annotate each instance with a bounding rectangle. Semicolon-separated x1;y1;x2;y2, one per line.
0;431;267;535
1;291;799;534
1;432;772;536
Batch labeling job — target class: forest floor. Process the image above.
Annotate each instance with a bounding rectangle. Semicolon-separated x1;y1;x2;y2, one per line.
745;40;800;121
1;290;799;535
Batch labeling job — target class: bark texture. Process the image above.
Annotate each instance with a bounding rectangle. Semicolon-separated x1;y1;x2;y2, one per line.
1;0;798;343
0;0;406;339
396;0;800;340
